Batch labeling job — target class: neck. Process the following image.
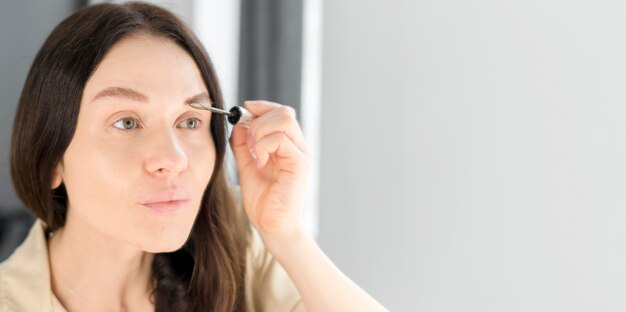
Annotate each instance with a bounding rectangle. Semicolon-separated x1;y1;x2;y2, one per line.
47;214;155;312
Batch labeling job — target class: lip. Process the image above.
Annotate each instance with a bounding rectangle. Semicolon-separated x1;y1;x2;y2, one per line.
141;200;189;213
140;189;190;214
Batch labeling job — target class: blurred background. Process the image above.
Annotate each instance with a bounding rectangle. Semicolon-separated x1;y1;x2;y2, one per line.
2;0;626;311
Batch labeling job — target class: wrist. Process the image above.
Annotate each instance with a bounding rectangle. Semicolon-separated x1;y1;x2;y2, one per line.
260;227;310;260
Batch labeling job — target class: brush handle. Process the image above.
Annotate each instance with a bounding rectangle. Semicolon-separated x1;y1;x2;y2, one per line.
227;106;256;128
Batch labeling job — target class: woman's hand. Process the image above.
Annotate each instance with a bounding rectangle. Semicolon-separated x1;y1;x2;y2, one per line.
231;102;389;312
229;100;311;250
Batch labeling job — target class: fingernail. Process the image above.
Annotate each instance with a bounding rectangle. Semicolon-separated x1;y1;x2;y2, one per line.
246;132;254;149
249;147;257;160
258;153;269;169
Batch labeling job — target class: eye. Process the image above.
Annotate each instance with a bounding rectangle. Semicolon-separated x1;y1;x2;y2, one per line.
113;117;141;130
179;117;202;129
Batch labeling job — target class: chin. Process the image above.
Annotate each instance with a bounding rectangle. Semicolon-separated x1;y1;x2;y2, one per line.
137;228;193;253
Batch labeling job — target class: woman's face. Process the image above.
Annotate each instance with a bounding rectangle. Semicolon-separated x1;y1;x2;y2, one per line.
52;33;215;252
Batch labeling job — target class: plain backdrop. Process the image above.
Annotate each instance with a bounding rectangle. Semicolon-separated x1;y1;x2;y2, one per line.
318;0;626;311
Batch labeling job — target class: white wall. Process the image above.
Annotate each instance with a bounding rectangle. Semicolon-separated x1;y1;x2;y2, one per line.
319;1;626;311
300;0;323;239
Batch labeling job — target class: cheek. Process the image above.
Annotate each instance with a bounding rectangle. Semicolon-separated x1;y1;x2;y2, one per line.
60;133;143;235
62;135;142;196
187;137;218;184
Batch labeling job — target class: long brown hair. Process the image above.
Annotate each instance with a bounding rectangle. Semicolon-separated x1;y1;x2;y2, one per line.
10;2;250;311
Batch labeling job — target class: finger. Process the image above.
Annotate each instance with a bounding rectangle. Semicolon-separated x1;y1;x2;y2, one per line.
230;101;300;172
229;125;256;172
249;106;308;154
243;100;293;117
253;132;308;171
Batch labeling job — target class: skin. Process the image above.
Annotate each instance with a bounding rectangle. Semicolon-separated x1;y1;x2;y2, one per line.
48;32;388;311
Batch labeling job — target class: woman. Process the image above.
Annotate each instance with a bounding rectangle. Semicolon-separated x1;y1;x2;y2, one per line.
0;2;387;312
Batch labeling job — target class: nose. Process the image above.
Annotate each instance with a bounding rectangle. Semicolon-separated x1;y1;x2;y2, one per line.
144;128;188;177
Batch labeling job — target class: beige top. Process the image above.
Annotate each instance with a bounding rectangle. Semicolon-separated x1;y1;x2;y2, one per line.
0;219;306;312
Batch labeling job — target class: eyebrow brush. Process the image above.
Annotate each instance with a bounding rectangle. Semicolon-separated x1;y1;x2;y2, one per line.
189;102;256;128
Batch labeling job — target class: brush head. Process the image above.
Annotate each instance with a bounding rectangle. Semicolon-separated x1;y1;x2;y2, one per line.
189;102;232;116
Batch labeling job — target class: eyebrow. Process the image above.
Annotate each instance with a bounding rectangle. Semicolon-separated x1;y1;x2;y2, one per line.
90;87;211;106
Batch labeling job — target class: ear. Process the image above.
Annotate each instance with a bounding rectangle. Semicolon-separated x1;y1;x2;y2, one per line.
51;162;63;189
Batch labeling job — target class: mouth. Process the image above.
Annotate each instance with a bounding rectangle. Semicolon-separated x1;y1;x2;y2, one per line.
140;189;190;214
141;199;189;213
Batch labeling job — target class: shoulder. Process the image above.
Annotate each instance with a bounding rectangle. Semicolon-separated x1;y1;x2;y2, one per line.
245;228;307;312
0;265;4;312
0;219;56;312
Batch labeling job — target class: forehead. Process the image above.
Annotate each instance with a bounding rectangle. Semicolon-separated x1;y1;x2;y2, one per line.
84;33;206;96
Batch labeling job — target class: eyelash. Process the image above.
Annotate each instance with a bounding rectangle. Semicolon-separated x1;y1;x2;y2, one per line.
112;116;203;131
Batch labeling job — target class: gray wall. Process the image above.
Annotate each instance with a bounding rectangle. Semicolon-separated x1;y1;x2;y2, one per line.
0;1;78;213
238;0;303;116
319;1;626;311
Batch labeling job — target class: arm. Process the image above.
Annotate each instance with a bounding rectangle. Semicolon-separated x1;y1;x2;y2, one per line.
266;230;389;312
